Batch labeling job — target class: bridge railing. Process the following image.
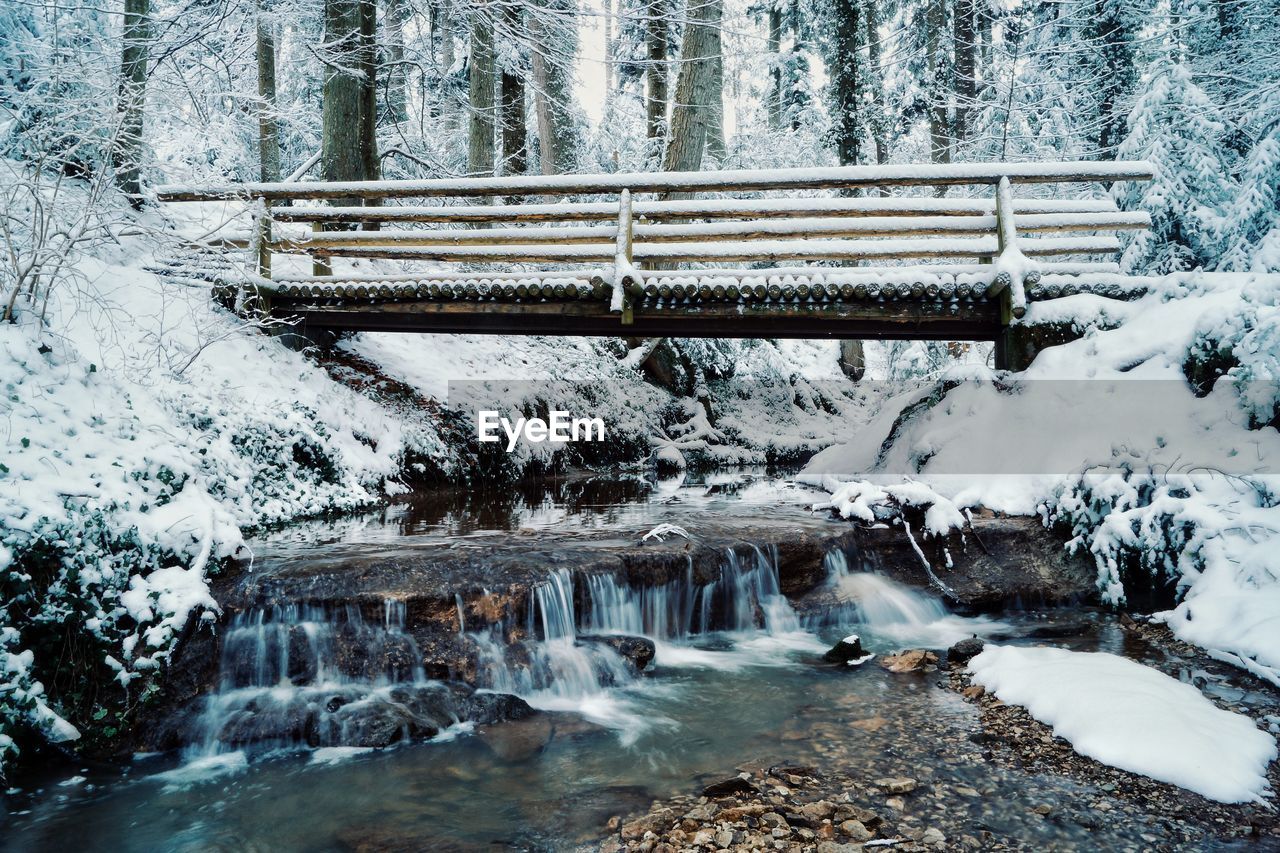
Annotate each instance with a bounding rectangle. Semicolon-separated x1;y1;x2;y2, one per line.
156;161;1153;323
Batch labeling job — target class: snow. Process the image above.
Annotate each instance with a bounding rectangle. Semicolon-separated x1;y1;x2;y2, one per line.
264;196;1127;224
155;160;1155;201
641;523;691;542
634;235;1120;262
803;271;1280;685
969;645;1277;803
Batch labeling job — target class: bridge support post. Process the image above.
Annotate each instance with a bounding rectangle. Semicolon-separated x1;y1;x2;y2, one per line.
838;339;866;381
996;310;1085;372
271;320;340;352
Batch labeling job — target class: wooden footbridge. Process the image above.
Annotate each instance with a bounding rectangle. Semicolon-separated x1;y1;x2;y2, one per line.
156;161;1154;369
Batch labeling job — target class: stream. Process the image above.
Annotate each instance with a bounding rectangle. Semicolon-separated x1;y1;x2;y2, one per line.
2;474;1275;851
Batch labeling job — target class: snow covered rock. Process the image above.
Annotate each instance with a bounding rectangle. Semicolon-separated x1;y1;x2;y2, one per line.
823;634;873;666
969;645;1277;803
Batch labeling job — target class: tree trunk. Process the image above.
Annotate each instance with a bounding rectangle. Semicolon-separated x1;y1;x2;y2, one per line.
530;0;578;174
645;0;668;146
706;41;727;161
322;0;379;196
256;4;280;182
766;9;782;130
977;0;993;97
926;0;951;167
866;1;889;194
439;4;456;125
1090;0;1136;157
603;0;614;103
468;3;496;176
828;0;864;168
953;0;975;148
359;0;379;180
385;0;408;123
499;2;527;176
661;0;722;174
113;0;149;206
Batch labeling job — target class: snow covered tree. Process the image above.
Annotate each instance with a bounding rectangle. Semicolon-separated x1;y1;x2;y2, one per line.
1079;0;1141;157
1114;58;1235;273
1222;116;1280;272
528;0;580;173
498;0;528;176
819;0;876;166
112;0;150;205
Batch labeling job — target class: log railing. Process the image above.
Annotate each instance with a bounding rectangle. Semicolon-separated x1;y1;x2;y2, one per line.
156;160;1154;326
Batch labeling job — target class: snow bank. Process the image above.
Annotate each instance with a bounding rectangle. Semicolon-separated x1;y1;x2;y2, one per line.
804;272;1280;686
969;645;1276;803
0;171;448;773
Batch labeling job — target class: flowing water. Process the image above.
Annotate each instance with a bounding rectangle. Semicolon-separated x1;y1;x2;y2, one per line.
1;475;1266;851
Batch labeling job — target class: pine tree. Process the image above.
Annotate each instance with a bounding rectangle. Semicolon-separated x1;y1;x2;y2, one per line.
1222;117;1280;272
1114;59;1235;273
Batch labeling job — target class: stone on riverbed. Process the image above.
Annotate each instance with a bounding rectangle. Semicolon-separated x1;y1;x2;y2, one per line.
701;775;758;797
822;634;874;666
879;649;938;673
211;681;534;751
580;635;656;672
946;637;985;666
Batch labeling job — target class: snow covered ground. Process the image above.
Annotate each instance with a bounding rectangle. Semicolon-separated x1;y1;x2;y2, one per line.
804;272;1280;687
969;645;1277;803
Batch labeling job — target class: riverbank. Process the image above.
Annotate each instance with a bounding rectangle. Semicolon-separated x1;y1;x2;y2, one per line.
7;476;1277;851
596;618;1280;853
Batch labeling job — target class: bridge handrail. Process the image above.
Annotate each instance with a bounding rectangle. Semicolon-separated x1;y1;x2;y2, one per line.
157;160;1154;326
155;161;1155;203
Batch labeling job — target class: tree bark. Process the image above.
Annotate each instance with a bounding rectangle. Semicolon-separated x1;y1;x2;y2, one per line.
468;2;496;176
603;0;614;102
828;0;864;167
953;0;975;147
706;39;727;161
661;0;722;174
437;5;457;128
256;4;280;182
866;1;889;194
360;0;379;180
645;0;668;146
322;0;379;187
926;0;951;167
1089;0;1136;157
530;0;578;174
385;0;408;123
499;2;527;175
113;0;150;206
766;9;782;130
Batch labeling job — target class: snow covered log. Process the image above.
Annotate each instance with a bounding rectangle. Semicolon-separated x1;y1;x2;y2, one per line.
155;160;1155;201
270;196;1132;225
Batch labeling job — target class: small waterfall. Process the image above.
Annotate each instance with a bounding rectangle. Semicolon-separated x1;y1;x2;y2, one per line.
813;550;1005;647
578;546;801;641
835;572;952;629
185;602;465;758
472;548;803;714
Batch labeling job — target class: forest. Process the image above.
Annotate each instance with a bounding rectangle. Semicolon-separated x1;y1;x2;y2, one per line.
3;0;1280;848
2;0;1278;283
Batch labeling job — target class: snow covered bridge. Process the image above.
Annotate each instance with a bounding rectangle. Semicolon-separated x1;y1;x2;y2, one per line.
157;161;1153;369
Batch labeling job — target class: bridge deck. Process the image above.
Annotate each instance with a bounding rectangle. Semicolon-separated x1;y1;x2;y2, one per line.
156;161;1155;365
